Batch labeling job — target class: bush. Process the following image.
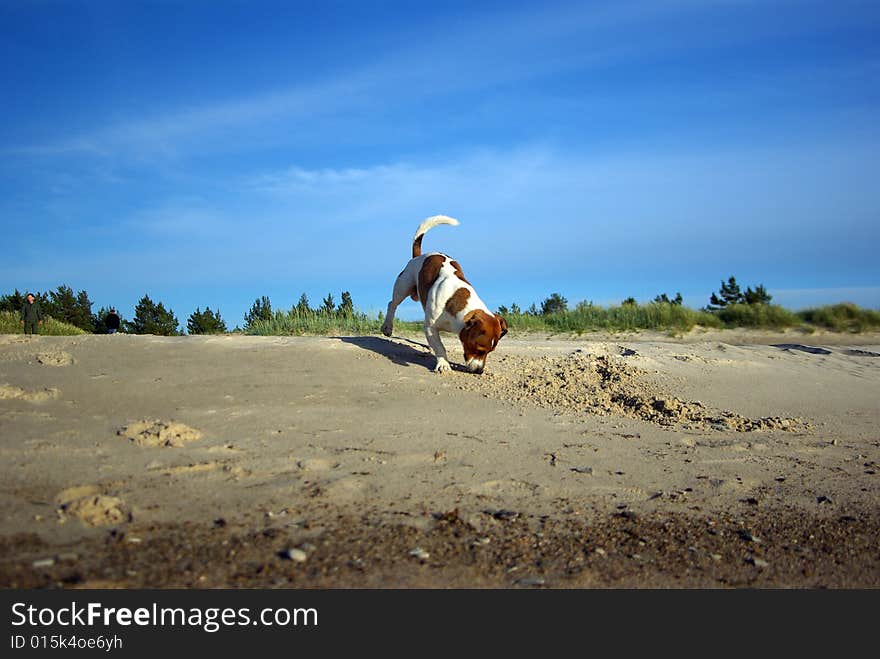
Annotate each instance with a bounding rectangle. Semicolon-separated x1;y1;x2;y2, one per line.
714;303;798;329
796;303;880;332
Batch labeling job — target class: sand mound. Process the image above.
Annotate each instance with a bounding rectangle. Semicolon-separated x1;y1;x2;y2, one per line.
35;351;74;366
464;351;808;432
56;488;129;527
0;384;60;401
118;420;202;447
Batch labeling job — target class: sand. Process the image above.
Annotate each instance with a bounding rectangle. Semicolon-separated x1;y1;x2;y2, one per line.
0;329;877;588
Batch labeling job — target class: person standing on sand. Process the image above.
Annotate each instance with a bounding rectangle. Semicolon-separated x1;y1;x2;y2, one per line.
106;307;121;334
19;293;43;335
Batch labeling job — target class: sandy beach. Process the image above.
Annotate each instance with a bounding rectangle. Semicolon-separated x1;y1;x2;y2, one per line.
1;329;878;588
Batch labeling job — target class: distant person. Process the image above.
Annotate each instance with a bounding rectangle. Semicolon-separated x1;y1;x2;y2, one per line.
106;308;121;334
20;293;43;335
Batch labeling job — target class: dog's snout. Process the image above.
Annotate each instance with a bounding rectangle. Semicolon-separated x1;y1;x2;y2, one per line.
466;358;485;374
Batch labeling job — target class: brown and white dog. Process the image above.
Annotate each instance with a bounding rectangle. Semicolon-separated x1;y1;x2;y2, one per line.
381;215;507;374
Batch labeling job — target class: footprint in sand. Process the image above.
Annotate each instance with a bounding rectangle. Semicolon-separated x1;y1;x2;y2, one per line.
470;479;540;496
385;453;443;467
55;486;129;527
35;351;74;366
117;420;202;448
296;458;337;472
159;462;224;476
321;476;374;498
0;384;60;402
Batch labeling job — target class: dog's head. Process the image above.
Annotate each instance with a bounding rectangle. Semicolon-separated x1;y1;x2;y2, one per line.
459;310;508;374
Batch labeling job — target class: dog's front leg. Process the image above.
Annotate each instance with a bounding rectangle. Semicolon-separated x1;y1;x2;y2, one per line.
424;326;451;373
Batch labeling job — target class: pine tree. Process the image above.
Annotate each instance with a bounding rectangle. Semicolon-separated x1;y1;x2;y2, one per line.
0;289;26;313
126;295;180;335
47;285;94;331
709;277;772;310
339;291;354;317
74;289;95;331
320;292;335;316
244;296;272;329
653;292;684;305
187;307;227;334
295;293;311;315
744;284;772;305
708;277;744;310
541;293;568;315
94;306;117;334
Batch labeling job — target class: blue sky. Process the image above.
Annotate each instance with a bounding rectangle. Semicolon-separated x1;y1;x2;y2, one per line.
2;0;879;328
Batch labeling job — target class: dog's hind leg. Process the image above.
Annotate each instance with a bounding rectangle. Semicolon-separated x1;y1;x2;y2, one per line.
381;275;417;337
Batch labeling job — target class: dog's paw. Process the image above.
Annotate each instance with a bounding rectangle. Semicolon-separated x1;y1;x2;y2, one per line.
433;358;452;373
380;322;393;337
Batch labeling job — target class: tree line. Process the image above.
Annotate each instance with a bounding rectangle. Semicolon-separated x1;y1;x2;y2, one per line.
497;276;771;317
0;285;358;336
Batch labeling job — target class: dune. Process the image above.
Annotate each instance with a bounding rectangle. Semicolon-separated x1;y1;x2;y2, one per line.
0;330;878;588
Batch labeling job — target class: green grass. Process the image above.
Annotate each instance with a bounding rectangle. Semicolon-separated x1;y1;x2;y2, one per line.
245;308;423;336
0;311;87;336
504;301;722;334
5;302;872;338
242;302;880;336
714;303;799;329
491;302;880;335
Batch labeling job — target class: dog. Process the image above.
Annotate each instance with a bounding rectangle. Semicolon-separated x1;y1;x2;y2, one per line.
381;215;507;374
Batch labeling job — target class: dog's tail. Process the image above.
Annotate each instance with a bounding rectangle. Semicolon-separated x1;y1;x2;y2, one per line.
412;215;460;258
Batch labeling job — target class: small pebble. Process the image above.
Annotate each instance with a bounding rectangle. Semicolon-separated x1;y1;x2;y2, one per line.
746;556;769;568
32;558;55;568
409;547;430;561
515;577;546;587
280;548;307;563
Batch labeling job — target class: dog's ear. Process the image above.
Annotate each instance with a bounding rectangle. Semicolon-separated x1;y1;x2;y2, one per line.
498;316;508;339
